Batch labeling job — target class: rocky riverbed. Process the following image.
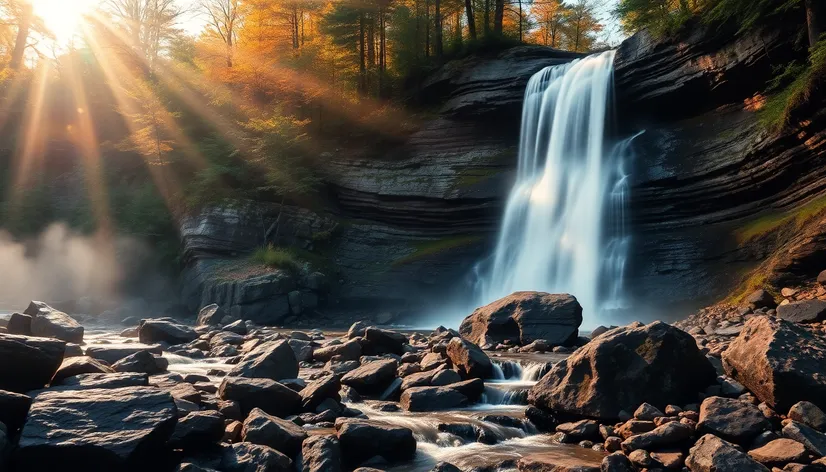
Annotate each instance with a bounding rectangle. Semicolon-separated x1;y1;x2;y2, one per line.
3;287;826;472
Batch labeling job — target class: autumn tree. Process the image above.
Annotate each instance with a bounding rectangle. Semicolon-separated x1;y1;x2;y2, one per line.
531;0;568;46
103;0;184;72
563;0;601;52
199;0;239;67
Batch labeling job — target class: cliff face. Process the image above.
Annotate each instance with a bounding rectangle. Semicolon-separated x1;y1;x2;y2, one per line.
180;46;579;323
180;20;826;324
614;17;826;312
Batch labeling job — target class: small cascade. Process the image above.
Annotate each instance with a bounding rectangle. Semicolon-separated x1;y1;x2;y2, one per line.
481;386;529;405
489;361;551;382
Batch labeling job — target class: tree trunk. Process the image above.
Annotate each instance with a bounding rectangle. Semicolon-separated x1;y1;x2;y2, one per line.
483;0;490;35
465;0;477;39
493;0;504;35
226;33;233;68
434;0;443;55
359;13;366;94
455;11;462;45
518;0;523;42
425;0;430;57
807;0;826;48
368;15;376;70
10;3;32;70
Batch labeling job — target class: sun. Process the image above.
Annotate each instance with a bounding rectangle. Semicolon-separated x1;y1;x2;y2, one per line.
31;0;98;44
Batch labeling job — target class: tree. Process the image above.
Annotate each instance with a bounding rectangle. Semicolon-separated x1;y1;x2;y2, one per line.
199;0;239;67
564;0;601;52
103;0;185;72
465;0;476;38
806;0;825;47
9;1;31;69
531;0;568;46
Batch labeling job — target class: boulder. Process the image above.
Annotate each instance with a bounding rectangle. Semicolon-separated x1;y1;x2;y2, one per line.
223;320;248;335
789;401;826;432
313;339;362;362
112;350;169;375
242;407;307;457
85;344;163;364
59;372;149;390
340;359;398;396
288;339;314;363
139;319;198;345
228;340;299;381
335;419;416;467
25;301;84;343
0;333;66;392
400;386;468;411
51;356;114;384
445;337;493;379
516;452;604;472
777;300;826;323
16;386;177;470
556;419;599;439
218;377;301;417
300;374;341;411
460;292;582;346
601;452;635;472
747;438;808;466
745;290;776;310
197;304;226;326
782;421;826;456
722;316;826;412
221;442;293;472
529;321;716;420
0;389;31;432
301;435;341;472
620;421;693;453
698;396;770;445
363;328;407;355
6;313;32;335
685;434;769;472
168;411;225;450
450;378;485;402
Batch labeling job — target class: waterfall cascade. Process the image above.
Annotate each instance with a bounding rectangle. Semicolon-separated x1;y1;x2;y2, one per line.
474;51;631;326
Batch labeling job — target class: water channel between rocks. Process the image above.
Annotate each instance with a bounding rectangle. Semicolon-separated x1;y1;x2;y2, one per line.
33;315;602;472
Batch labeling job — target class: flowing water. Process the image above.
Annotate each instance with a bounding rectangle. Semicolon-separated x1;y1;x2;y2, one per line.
474;51;630;327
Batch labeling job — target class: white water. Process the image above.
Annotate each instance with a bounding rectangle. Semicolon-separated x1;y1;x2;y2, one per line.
474;51;630;327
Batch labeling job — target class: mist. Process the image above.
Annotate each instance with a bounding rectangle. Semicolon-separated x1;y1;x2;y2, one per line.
0;223;156;312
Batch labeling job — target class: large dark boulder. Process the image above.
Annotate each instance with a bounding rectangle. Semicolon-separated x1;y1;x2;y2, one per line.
313;339;362;362
722;316;826;412
776;300;826;323
168;411;225;450
16;386;177;471
697;396;770;445
528;321;716;420
51;356;115;384
25;301;84;343
228;340;298;381
139;319;198;345
85;344;163;364
218;377;301;417
196;304;226;327
340;359;398;396
59;373;149;390
0;389;32;432
6;313;32;335
300;374;341;411
400;386;468;411
362;328;407;355
460;292;582;347
113;350;169;375
221;442;293;472
685;434;769;472
335;419;416;467
445;337;493;379
0;333;65;392
301;435;341;472
242;407;307;457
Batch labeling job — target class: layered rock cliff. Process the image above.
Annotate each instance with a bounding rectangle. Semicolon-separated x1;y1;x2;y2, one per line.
180;17;826;325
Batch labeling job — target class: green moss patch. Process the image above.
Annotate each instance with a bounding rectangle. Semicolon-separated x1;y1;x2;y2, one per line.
735;193;826;245
392;235;482;267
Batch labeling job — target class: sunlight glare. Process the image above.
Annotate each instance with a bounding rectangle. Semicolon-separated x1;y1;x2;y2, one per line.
31;0;97;43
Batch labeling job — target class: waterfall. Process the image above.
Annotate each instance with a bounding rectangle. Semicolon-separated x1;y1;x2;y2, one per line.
474;50;629;326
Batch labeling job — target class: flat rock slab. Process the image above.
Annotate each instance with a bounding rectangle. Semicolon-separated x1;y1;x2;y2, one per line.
516;449;605;472
776;300;826;323
16;386;177;471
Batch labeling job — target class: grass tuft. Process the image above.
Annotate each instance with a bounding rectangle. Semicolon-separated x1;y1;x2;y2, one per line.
735;194;826;244
251;244;301;273
392;235;482;266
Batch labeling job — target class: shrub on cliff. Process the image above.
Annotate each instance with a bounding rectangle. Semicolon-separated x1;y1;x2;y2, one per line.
252;245;301;273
